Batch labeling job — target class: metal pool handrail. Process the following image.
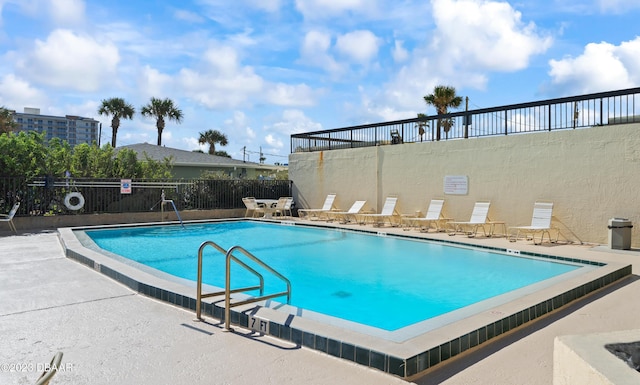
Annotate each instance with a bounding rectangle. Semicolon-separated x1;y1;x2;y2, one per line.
224;245;291;330
195;241;265;320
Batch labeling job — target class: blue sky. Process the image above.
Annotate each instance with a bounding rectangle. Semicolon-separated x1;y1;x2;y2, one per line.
0;0;639;164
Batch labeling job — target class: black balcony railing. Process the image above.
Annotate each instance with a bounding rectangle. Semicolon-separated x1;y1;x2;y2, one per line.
0;177;292;218
291;87;640;152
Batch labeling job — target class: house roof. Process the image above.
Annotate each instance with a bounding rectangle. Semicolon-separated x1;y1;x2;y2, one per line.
117;143;283;170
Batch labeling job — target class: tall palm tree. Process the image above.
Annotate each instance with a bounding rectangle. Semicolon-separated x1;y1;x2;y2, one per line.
97;98;135;148
198;129;228;155
140;97;183;146
423;85;463;141
0;106;17;134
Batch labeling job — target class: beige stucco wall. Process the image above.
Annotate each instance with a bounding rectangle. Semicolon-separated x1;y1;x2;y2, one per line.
289;123;640;247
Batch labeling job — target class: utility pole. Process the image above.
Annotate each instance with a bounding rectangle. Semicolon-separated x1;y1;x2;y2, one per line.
259;147;265;164
242;146;246;162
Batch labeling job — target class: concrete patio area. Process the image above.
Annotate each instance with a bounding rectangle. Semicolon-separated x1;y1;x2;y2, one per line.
2;226;640;384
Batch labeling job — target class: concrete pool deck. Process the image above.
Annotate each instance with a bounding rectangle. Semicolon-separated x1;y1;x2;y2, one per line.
2;224;640;384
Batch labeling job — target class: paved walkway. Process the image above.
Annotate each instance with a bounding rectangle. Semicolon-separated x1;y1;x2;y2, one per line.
2;230;640;384
0;232;410;385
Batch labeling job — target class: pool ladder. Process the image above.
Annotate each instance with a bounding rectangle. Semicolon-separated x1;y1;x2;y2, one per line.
195;241;291;330
160;190;185;229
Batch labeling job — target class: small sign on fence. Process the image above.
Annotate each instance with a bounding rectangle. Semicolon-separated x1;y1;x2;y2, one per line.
120;179;132;194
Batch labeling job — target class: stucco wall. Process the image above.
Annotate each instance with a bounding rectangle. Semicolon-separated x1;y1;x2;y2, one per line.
289;123;640;247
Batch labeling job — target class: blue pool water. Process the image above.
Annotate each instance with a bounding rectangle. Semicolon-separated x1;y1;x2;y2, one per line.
85;221;581;331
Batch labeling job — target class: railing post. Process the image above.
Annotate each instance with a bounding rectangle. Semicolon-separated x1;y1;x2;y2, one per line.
504;111;508;135
464;114;469;139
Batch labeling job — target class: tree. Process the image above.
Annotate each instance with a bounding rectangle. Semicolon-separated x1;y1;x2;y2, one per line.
0;106;17;135
97;98;135;148
214;150;231;158
423;85;463;141
0;132;172;180
198;129;228;155
140;97;183;146
416;113;429;142
0;131;47;178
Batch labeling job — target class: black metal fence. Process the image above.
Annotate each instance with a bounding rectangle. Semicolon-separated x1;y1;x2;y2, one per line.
0;177;292;217
291;87;640;152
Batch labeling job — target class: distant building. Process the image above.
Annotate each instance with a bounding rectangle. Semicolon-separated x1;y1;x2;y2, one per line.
13;107;99;146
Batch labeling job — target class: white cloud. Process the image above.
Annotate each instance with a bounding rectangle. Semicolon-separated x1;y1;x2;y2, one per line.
548;38;640;95
222;110;257;153
596;0;640;13
48;0;85;25
60;99;100;119
335;30;380;64
392;40;409;63
359;83;423;122
182;136;204;152
299;30;342;73
173;9;206;23
264;133;283;148
178;46;264;109
246;0;283;12
0;74;49;110
295;0;368;19
265;83;316;106
267;109;323;136
431;0;552;71
350;0;553;123
16;29;119;92
137;65;174;99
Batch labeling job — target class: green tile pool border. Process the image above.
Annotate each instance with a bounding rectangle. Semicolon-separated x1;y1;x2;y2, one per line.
59;220;632;379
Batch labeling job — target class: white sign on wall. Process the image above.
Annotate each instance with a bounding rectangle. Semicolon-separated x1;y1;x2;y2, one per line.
444;175;468;195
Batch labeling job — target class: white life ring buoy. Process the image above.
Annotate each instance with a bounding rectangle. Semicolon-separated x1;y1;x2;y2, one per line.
64;192;85;211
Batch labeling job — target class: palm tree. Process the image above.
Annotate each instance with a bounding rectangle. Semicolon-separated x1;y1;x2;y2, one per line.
97;98;135;148
198;129;228;155
140;97;183;146
0;106;17;134
423;85;463;141
415;113;429;142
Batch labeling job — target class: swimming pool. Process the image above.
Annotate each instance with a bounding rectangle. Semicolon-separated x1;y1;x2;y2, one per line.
60;219;631;378
84;221;580;332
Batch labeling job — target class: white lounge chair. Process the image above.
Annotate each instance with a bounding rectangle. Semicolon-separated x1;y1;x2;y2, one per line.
0;201;20;233
509;202;558;244
327;200;367;224
35;351;63;385
358;196;400;226
448;201;492;237
273;197;293;217
402;199;450;232
242;197;266;218
298;193;337;220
